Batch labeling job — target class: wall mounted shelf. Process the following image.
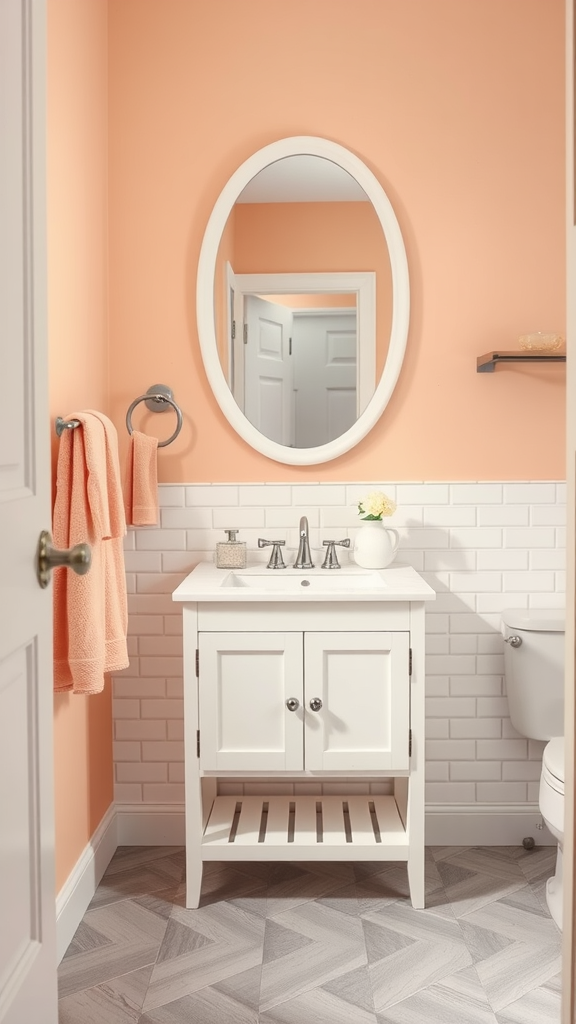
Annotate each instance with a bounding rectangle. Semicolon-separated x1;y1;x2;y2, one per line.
477;351;567;373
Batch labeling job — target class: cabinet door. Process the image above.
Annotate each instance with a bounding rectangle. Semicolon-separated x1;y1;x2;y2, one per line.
199;632;303;771
304;632;410;771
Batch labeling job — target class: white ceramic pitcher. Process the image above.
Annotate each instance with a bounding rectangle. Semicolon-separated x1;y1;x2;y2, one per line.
353;521;400;569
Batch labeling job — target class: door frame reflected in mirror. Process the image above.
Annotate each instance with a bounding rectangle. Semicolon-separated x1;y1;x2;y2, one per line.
197;136;410;465
227;271;376;442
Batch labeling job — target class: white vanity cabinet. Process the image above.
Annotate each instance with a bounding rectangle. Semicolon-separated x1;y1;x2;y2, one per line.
173;562;435;911
199;629;410;773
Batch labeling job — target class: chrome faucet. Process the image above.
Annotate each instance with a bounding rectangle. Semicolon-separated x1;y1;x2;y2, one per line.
294;515;314;569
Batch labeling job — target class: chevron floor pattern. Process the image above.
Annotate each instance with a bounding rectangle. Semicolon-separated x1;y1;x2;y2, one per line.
58;845;562;1022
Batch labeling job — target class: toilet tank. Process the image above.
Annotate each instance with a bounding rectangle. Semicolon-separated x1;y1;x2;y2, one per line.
501;608;565;740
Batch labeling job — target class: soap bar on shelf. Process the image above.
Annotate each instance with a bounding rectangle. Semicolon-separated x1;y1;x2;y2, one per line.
518;332;564;352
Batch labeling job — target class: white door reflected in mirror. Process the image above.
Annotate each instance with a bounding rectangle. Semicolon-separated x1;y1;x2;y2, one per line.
292;309;357;448
244;294;293;446
197;136;410;466
241;297;357;448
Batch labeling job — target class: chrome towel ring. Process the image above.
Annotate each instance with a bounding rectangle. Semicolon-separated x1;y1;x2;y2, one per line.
125;384;183;448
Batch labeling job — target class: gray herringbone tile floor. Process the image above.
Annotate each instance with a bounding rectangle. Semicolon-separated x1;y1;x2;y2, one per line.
58;845;562;1022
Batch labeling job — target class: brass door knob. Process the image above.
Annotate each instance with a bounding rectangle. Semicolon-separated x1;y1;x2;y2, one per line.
37;529;92;589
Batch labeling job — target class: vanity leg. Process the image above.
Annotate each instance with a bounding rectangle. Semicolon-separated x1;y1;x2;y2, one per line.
407;845;425;909
185;778;217;907
186;850;203;909
185;796;203;908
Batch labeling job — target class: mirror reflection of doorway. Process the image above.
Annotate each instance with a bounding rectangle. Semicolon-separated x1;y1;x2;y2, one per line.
224;267;374;449
241;296;357;448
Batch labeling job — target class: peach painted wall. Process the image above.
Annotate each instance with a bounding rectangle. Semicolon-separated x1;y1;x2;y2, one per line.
47;0;113;891
233;203;388;271
108;0;565;482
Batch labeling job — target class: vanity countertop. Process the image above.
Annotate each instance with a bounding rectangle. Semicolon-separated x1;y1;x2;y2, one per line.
172;560;436;604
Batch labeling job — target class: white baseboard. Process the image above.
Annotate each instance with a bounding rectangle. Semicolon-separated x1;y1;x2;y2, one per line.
54;803;185;963
55;803;117;963
115;802;186;846
102;802;554;850
425;802;555;846
110;802;554;848
55;799;554;961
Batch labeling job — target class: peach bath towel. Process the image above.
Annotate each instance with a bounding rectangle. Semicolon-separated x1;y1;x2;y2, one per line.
124;430;159;526
53;411;129;694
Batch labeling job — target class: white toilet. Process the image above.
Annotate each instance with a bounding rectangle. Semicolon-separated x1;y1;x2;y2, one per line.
501;608;565;929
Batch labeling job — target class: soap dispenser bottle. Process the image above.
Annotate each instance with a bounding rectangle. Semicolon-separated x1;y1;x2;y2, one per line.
216;529;247;569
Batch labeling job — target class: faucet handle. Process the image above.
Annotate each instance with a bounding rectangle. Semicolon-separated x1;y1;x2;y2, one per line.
258;538;286;569
321;538;350;569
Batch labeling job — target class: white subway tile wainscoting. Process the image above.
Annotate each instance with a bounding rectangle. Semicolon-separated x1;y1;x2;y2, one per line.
113;481;566;847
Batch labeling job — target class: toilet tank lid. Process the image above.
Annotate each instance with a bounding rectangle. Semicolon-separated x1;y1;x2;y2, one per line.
501;608;565;632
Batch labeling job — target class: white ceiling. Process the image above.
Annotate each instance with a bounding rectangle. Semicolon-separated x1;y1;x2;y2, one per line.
236;155;369;203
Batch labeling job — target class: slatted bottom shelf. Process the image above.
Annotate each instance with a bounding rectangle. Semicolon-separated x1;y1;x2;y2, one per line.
201;794;409;861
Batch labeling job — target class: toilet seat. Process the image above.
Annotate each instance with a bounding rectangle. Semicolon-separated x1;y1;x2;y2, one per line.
540;737;564;843
542;737;565;795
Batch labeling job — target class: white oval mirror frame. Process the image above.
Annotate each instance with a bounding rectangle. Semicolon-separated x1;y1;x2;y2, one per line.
196;136;410;466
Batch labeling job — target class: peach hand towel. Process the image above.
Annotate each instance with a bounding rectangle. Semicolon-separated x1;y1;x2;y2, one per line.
124;430;159;526
53;411;129;694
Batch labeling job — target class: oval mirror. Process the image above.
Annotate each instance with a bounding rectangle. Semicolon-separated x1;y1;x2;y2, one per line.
196;137;409;465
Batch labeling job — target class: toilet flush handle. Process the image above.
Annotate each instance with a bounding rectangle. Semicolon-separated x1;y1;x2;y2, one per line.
504;635;522;648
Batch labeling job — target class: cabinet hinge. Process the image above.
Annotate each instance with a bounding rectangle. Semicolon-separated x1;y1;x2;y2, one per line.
195;648;199;677
289;337;292;355
409;648;413;676
231;319;236;340
409;729;412;757
243;323;248;345
196;729;200;758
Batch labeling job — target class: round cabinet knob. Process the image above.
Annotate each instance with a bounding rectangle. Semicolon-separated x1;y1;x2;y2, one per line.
285;698;300;712
309;697;323;712
504;635;522;648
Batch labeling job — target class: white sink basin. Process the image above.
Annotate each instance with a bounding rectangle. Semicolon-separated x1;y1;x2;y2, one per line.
221;569;386;592
172;561;437;603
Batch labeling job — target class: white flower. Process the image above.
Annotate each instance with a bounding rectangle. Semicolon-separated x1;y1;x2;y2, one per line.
357;490;396;520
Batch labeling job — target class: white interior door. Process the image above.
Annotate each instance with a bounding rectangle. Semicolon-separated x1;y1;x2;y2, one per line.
292;312;357;447
244;295;294;445
0;2;57;1021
